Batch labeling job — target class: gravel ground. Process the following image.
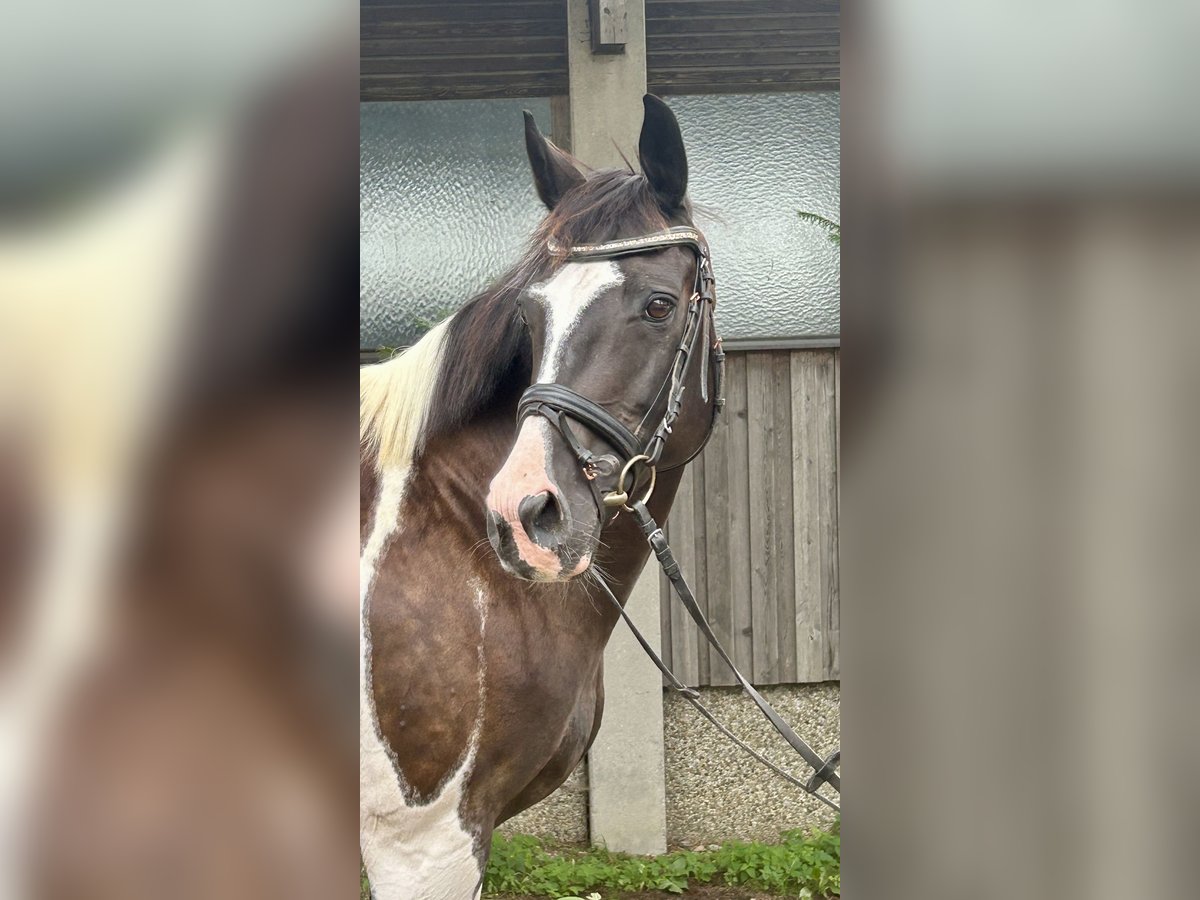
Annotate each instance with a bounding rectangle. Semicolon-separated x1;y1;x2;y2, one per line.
498;759;590;843
664;682;840;844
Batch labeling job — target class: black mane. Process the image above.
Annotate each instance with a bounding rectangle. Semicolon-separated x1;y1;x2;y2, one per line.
422;168;683;446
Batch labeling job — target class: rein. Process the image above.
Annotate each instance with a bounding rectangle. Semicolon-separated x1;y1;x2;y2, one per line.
516;225;842;812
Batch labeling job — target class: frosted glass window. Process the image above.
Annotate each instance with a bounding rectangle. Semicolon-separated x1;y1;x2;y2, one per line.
360;99;550;349
360;92;839;348
670;92;840;342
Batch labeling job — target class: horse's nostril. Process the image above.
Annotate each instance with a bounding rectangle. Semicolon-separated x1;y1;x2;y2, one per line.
518;491;564;546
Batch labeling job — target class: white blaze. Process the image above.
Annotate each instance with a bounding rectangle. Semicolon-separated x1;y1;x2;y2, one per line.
529;260;623;382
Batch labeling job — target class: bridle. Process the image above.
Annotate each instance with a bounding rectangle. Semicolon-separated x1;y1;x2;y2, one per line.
517;225;725;515
512;224;842;811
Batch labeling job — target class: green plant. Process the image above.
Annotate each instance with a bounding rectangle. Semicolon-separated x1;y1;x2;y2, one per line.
482;824;840;897
797;210;841;247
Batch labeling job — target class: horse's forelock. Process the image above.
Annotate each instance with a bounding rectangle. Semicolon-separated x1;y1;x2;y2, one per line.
543;169;675;250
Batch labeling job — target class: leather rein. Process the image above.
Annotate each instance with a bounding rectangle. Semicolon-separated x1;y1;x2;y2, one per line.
515;225;842;811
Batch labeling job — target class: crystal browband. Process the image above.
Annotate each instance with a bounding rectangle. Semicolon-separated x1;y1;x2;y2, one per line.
547;226;707;261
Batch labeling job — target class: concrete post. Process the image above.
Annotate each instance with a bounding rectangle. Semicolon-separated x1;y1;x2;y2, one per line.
563;0;647;165
562;0;668;855
587;566;667;855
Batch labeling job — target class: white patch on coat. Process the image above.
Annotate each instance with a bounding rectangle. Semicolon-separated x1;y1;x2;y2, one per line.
529;260;623;382
360;467;490;900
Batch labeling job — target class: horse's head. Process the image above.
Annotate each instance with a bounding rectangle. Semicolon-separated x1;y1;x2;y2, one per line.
486;95;721;582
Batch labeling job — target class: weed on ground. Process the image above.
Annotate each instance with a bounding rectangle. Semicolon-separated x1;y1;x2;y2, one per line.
361;824;840;899
483;825;840;898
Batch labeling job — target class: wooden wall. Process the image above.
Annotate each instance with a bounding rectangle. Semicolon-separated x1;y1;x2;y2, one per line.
658;348;839;686
360;0;839;102
647;0;840;95
361;0;569;101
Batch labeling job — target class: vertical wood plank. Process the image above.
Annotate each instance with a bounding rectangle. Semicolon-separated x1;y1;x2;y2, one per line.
828;350;840;678
725;354;754;677
773;352;798;683
659;565;672;676
691;453;711;685
747;352;780;683
702;356;736;685
666;459;700;686
791;350;838;682
791;348;819;682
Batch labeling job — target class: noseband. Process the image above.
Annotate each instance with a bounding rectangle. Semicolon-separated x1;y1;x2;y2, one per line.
516;225;726;513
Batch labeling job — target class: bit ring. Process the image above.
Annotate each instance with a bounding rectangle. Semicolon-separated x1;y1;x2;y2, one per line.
603;454;656;512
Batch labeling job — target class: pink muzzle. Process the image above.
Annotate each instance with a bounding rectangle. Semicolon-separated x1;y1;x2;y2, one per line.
486;418;590;578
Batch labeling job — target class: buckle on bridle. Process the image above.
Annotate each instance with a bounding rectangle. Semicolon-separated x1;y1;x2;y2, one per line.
584;455;620;482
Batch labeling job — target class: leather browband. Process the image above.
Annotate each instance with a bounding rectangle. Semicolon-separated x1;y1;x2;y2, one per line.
547;226;708;262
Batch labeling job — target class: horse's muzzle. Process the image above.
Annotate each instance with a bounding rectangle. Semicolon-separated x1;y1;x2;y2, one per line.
485;495;592;582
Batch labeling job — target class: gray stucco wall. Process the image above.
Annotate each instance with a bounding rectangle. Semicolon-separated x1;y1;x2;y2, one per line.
497;683;840;847
359;92;839;350
663;683;840;845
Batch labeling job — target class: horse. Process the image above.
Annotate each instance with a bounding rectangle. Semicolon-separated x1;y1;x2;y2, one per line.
359;94;722;900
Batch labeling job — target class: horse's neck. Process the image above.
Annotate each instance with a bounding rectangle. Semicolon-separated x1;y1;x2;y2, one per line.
412;405;515;534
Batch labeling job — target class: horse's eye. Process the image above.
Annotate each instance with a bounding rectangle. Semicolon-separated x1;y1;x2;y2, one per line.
644;295;674;321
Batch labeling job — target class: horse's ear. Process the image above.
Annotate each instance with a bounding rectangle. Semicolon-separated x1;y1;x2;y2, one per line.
638;94;688;213
523;110;584;210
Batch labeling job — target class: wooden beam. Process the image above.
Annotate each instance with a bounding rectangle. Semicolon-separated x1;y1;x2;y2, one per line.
589;0;629;53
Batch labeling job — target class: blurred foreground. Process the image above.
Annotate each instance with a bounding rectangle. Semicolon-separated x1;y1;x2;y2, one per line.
843;3;1200;900
0;4;358;898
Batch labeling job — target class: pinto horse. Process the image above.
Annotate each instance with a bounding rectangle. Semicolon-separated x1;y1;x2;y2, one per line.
360;95;721;899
